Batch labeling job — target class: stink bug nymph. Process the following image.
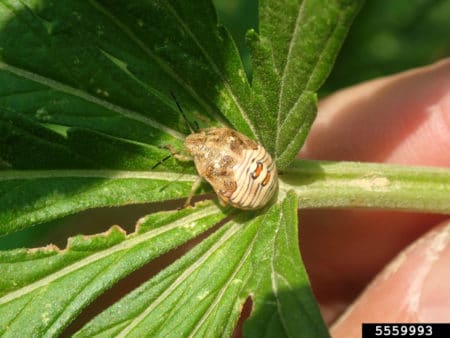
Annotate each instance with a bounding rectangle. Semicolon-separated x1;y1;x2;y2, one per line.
185;128;278;209
165;94;278;210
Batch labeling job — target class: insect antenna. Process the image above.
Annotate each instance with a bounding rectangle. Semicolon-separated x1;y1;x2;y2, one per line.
151;154;172;170
170;91;199;133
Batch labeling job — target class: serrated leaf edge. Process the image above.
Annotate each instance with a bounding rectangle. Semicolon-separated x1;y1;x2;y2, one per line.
0;204;221;306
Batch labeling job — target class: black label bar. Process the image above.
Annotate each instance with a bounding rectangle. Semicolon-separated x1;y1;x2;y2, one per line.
363;323;450;338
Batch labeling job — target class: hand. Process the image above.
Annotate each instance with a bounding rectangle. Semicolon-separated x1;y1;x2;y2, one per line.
298;59;450;337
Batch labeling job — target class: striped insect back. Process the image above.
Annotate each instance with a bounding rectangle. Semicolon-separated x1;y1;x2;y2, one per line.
231;142;277;209
184;128;277;209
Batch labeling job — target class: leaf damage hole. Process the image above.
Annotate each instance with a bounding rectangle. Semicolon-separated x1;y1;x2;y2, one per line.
61;212;231;336
231;296;253;338
3;194;215;250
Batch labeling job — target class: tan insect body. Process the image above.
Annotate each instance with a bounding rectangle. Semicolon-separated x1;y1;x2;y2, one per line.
185;127;277;209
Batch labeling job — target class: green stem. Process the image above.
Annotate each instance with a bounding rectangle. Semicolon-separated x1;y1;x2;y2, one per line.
279;159;450;214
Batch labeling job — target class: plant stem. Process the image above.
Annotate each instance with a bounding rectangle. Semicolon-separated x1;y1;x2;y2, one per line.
279;159;450;214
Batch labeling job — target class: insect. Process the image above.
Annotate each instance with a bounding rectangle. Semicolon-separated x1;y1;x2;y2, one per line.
185;127;278;210
155;94;278;210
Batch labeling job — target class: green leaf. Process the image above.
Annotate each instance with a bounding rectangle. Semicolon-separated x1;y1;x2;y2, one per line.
244;191;328;338
0;170;205;236
247;0;363;169
0;201;226;337
0;0;255;139
0;1;366;336
0;110;207;236
76;192;327;338
0;0;260;234
75;215;250;337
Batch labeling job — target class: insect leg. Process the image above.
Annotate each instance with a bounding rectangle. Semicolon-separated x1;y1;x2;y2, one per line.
164;144;192;162
184;176;203;208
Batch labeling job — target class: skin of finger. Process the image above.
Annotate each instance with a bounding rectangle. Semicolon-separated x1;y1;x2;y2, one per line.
297;59;450;323
331;221;450;338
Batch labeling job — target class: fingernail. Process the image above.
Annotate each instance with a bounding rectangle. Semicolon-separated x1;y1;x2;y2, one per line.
418;222;450;321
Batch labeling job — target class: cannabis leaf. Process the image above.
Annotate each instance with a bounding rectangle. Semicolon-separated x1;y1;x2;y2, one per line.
0;0;246;234
0;0;363;337
75;193;328;338
247;0;363;169
0;202;226;336
0;109;204;235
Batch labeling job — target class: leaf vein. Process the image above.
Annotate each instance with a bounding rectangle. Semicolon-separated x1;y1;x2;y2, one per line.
0;61;184;140
275;0;306;154
188;222;259;337
162;2;258;140
0;170;198;182
279;19;341;134
1;291;36;332
270;208;292;337
43;256;114;337
0;205;221;306
88;0;228;128
115;221;241;337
